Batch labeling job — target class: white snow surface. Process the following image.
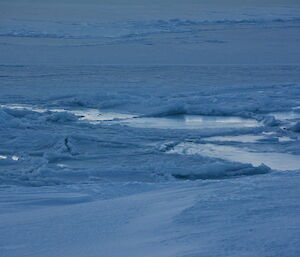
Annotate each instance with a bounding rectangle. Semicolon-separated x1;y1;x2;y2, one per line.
0;0;300;256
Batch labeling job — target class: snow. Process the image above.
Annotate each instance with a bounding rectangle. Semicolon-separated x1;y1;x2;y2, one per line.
1;172;300;257
0;0;300;256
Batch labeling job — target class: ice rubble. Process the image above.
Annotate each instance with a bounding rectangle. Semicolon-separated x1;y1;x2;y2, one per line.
1;94;300;186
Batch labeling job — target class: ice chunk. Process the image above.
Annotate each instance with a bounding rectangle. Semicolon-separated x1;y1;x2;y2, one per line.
172;162;270;180
291;121;300;132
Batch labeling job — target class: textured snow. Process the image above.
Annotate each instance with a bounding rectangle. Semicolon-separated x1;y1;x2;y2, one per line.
0;0;300;256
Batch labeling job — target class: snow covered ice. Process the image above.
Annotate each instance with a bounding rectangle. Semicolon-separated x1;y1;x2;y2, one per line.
1;0;300;256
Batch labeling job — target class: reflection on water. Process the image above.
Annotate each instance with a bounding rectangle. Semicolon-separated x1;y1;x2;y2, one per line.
271;111;300;121
278;136;295;142
203;134;295;143
0;154;19;161
203;135;265;143
118;115;260;130
168;142;300;171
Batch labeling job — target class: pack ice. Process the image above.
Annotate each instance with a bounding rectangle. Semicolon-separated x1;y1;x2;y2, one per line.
0;0;300;256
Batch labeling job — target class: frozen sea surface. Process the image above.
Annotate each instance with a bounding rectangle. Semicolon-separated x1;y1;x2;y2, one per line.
0;0;300;257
